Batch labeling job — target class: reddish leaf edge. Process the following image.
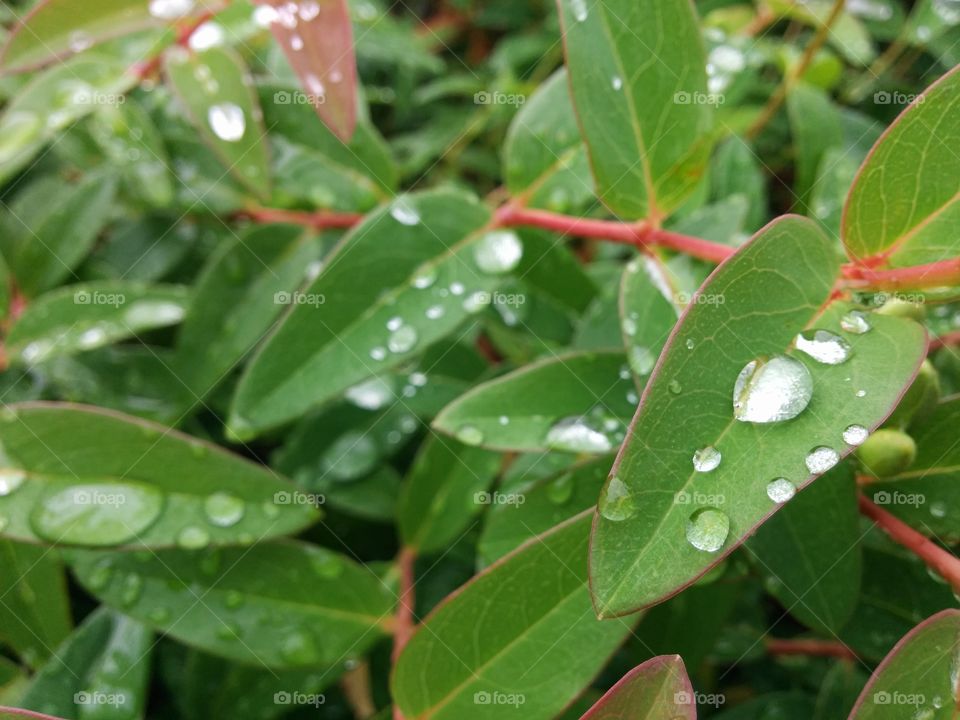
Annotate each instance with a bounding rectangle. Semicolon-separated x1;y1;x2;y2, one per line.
578;655;696;720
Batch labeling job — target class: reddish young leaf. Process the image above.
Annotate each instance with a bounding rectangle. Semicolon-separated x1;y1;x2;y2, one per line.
580;655;697;719
256;0;357;141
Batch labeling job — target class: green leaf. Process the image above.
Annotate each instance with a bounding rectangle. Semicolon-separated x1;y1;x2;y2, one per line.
260;0;357;141
173;225;324;407
746;464;862;634
229;190;496;438
478;458;608;566
578;655;695;719
0;53;137;185
18;608;152;720
709;138;769;232
6;282;189;365
767;0;875;65
786;82;842;212
620;256;681;381
398;435;501;553
69;541;395;669
0;0;223;73
558;0;713;219
590;216;927;617
271;137;381;212
0;403;318;547
0;174;117;296
164;45;271;198
0;539;72;668
392;512;633;720
848;609;960;719
503;68;593;211
843;66;960;266
434;351;635;453
874;396;960;539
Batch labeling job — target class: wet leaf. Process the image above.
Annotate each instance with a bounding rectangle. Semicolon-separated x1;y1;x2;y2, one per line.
577;655;695;719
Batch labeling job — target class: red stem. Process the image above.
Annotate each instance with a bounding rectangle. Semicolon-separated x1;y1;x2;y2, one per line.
392;547;417;720
929;330;960;353
233;207;364;229
841;258;960;291
858;494;960;592
765;638;858;660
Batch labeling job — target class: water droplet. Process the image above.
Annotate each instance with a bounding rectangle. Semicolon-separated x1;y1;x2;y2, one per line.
86;560;114;591
611;75;623;90
795;329;852;364
0;469;25;496
425;305;444;320
766;478;796;503
310;550;343;579
177;526;210;549
345;377;394;410
31;483;164;546
693;446;722;472
120;573;143;606
805;446;840;474
370;346;386;361
629;346;655;375
733;355;813;423
322;431;378;481
449;282;465;296
668;380;682;394
856;389;867;398
390;199;420;226
224;590;244;608
842;424;869;446
621;316;637;337
685;508;730;552
931;501;947;519
473;230;523;274
545;417;612;453
463;291;491;314
411;265;437;289
569;0;589;21
207;103;245;143
685;339;695;350
547;474;574;504
68;30;93;53
149;0;195;20
204;492;245;528
148;607;171;623
188;21;225;50
840;310;871;334
387;324;418;353
913;708;936;720
933;0;960;24
598;476;636;521
455;425;484;446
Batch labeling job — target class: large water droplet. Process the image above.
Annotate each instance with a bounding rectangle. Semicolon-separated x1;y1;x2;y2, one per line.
345;377;394;410
390;199;420;226
473;230;523;274
842;424;869;446
204;492;245;528
629;346;655;375
31;483;164;546
733;355;813;423
805;446;840;474
685;508;730;552
387;324;418;354
455;424;484;446
766;478;796;503
795;329;852;365
598;476;636;521
840;310;871;334
0;469;25;496
545;417;612;453
188;21;225;50
207;103;246;143
693;446;721;472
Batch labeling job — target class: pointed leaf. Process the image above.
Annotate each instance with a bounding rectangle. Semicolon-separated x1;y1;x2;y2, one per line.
843;66;960;266
590;216;927;617
786;82;842;212
0;539;72;668
0;403;318;547
18;608;152;720
229;190;496;438
257;0;357;141
6;283;189;365
558;0;713;219
578;655;695;720
392;511;633;720
164;45;271;198
848;609;960;719
69;541;395;669
620;256;680;383
434;351;635;453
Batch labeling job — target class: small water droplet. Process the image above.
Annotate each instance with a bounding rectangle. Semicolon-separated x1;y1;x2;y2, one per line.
473;230;523;274
693;446;721;472
449;282;465;296
390;199;420;226
840;310;871;334
177;526;210;549
387;324;418;354
931;501;947;519
86;560;114;591
856;389;867;398
411;265;437;289
629;346;655;375
795;329;852;364
207;103;246;142
68;30;93;53
120;573;143;606
456;425;484;446
611;75;623;90
598;476;636;521
425;305;444;320
668;379;682;394
345;377;393;410
311;550;343;579
463;291;491;314
204;492;245;528
569;0;589;21
149;0;195;20
148;607;171;623
685;339;695;350
280;632;317;664
685;508;730;552
805;446;840;474
545;417;612;453
188;21;225;50
0;469;25;496
766;478;796;503
733;355;813;423
842;424;869;446
547;474;574;504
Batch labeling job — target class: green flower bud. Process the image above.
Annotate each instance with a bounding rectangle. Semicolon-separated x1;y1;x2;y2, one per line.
856;428;917;478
